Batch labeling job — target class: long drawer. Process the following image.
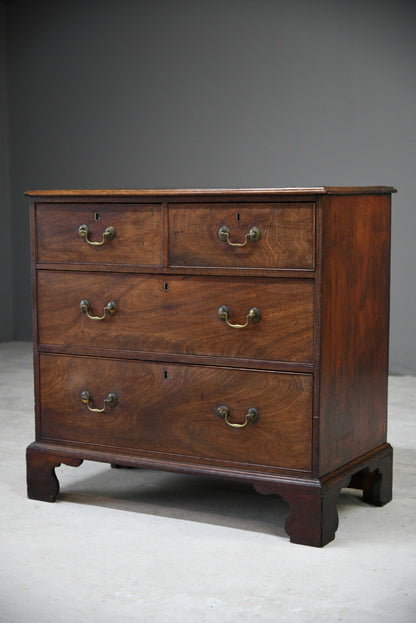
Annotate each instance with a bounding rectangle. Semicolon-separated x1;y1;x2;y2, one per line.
37;271;314;363
38;354;313;472
35;203;162;265
168;202;315;269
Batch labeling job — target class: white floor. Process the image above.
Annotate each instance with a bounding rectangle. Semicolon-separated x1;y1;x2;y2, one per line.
0;342;415;623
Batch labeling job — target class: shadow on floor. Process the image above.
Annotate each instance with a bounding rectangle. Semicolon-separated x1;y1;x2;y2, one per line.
57;463;367;539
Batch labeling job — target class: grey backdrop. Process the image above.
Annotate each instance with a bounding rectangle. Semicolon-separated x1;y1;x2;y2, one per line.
1;0;415;373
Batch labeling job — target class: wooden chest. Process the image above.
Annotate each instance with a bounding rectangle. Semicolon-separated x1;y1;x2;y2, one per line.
26;187;394;546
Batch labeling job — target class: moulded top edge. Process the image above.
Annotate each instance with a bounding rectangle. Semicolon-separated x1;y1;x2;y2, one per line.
24;186;396;198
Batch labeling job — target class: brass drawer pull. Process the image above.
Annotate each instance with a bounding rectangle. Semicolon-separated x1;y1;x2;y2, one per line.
80;390;118;413
216;405;259;428
80;299;117;321
218;305;261;328
218;225;261;247
78;224;115;246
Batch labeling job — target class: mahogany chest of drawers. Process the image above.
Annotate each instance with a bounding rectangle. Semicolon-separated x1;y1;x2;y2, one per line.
26;187;395;546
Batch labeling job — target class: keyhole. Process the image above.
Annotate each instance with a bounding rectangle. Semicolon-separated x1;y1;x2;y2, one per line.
164;370;168;379
236;212;241;222
94;212;100;221
164;282;169;291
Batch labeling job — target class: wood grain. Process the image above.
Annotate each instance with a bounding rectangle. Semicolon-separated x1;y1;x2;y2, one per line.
38;354;313;472
36;202;162;265
37;271;314;363
25;186;396;197
169;202;315;269
318;193;391;475
26;445;83;502
27;187;394;546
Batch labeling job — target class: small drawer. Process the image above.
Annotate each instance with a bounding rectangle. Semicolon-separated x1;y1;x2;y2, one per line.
38;354;312;472
35;203;162;266
37;271;314;363
168;202;315;270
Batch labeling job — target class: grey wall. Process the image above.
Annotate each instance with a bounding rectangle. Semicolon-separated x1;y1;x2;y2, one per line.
3;0;416;373
0;3;13;341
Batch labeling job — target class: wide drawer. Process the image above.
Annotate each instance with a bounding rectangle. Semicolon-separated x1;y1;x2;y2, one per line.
37;271;314;363
38;354;312;472
168;202;315;269
35;203;162;265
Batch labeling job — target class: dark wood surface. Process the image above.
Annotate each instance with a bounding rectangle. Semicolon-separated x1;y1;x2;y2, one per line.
36;202;162;265
38;353;313;472
25;186;396;197
318;193;391;475
36;271;314;363
168;202;315;269
27;187;394;546
26;445;83;502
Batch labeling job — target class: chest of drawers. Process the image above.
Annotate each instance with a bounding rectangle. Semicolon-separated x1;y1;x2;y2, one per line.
26;187;395;546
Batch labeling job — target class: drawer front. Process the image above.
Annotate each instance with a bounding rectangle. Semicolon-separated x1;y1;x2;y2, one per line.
169;203;315;269
39;354;312;472
37;271;314;363
35;203;162;265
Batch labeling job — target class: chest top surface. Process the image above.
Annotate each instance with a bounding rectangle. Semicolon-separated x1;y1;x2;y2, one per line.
26;186;396;198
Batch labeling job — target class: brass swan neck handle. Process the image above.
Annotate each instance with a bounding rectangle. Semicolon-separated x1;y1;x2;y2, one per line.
216;405;259;428
218;225;260;247
218;305;261;329
80;299;117;321
78;224;115;246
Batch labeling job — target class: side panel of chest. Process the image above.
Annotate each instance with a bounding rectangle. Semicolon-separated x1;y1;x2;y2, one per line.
318;193;391;475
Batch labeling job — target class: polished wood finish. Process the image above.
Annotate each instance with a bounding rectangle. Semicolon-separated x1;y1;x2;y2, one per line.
318;193;391;475
25;186;396;197
36;202;162;265
26;446;83;502
169;203;315;269
27;187;395;546
38;354;312;472
36;271;314;363
254;444;392;546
